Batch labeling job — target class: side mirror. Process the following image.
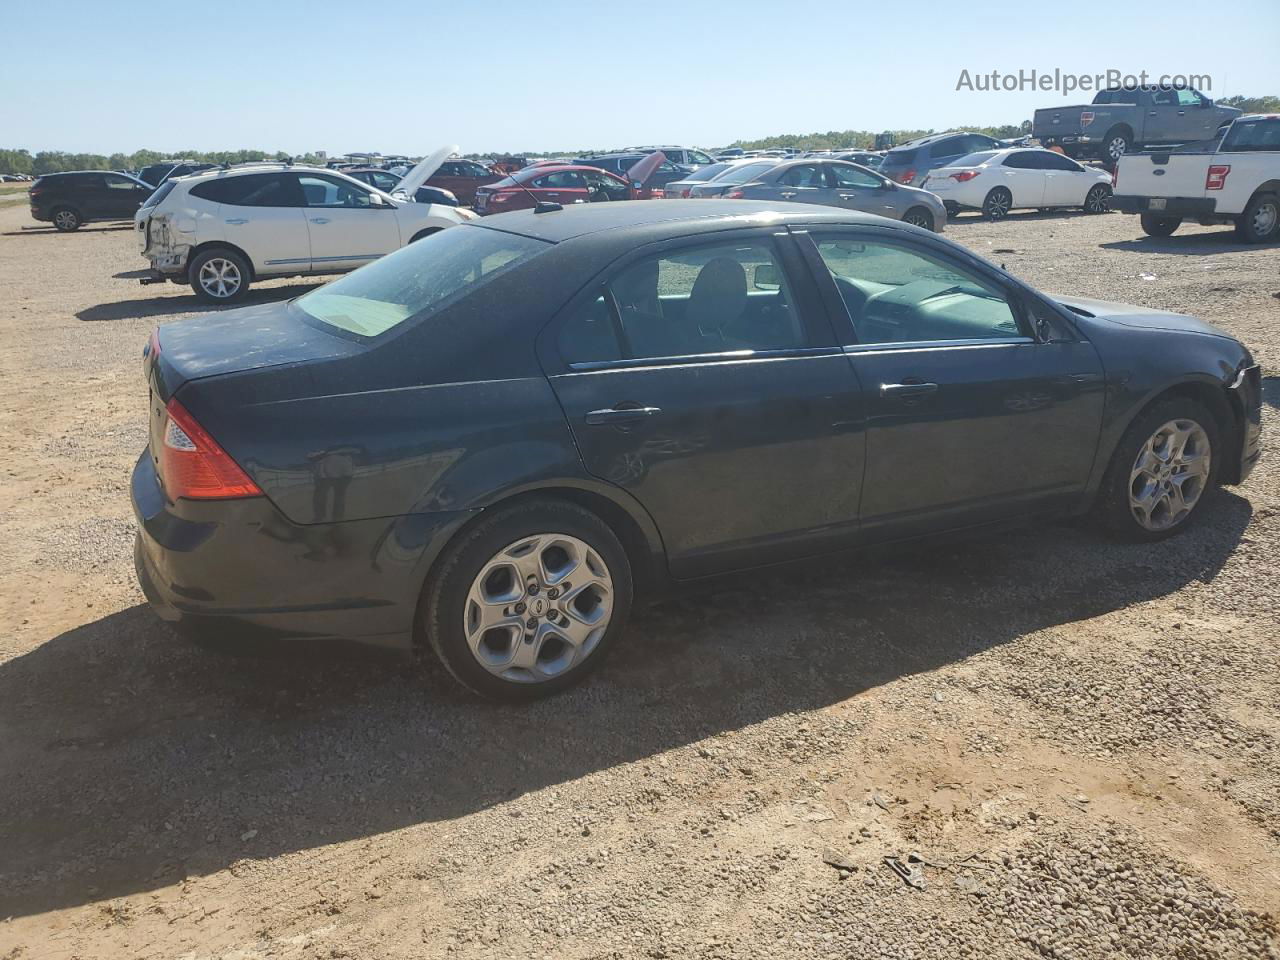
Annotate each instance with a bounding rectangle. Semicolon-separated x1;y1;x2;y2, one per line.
753;263;781;290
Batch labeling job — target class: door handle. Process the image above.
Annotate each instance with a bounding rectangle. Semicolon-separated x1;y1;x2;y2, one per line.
309;217;331;224
585;405;661;425
838;193;856;199
1177;110;1186;116
880;381;938;399
225;218;248;225
1149;111;1158;117
780;191;797;199
544;192;559;197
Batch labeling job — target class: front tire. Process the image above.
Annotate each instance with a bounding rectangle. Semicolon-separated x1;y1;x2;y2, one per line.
421;499;633;700
1139;213;1182;237
982;187;1012;221
1093;398;1219;542
51;207;82;231
902;206;935;231
1234;192;1279;243
1083;184;1111;214
189;247;251;303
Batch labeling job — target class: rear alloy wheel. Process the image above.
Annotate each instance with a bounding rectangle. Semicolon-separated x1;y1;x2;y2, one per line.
1235;192;1279;243
1139;213;1182;237
982;187;1012;221
1083;184;1112;213
902;207;934;231
52;207;81;231
1094;399;1218;541
423;499;633;700
1105;130;1131;165
189;248;251;304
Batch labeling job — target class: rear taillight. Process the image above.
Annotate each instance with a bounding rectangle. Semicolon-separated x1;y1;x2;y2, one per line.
950;170;980;182
725;188;745;199
681;188;691;198
159;397;261;500
896;168;916;184
1205;164;1231;190
1111;165;1119;188
1080;111;1095;127
651;188;664;199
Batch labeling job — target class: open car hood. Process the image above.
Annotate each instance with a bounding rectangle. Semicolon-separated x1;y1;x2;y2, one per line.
392;144;458;199
625;150;667;185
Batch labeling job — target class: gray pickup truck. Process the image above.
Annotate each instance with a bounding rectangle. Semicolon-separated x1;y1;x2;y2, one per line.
1034;85;1240;165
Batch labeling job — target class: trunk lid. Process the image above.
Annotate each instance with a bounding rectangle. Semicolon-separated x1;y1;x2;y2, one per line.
1033;105;1094;138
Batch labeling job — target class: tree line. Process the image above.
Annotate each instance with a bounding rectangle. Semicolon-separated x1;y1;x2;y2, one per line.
0;148;326;177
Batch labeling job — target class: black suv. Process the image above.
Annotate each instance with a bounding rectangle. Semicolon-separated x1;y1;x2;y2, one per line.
28;171;154;231
879;132;1002;187
138;161;218;187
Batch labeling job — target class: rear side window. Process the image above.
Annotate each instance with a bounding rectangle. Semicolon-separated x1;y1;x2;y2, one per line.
955;151;998;166
1222;118;1280;152
296;226;548;338
713;161;775;184
189;173;298;206
140;180;175;209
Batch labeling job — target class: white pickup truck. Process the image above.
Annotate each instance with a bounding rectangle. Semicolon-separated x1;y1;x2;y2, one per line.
1111;114;1280;242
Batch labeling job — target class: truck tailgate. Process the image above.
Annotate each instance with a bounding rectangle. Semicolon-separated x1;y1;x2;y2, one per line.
1115;153;1210;199
1033;105;1092;137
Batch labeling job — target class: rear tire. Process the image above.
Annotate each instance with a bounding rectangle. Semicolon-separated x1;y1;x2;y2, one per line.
421;499;633;701
1234;192;1279;243
1139;213;1181;237
943;201;961;219
51;207;81;231
1083;184;1111;213
1104;129;1132;167
982;187;1012;221
189;247;251;304
1092;398;1219;542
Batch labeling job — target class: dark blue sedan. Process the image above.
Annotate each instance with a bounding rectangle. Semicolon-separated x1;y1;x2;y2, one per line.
133;201;1263;699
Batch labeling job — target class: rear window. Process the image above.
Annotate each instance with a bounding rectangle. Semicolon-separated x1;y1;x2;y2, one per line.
1222;118;1280;152
954;151;999;166
140;180;175;209
714;161;776;184
690;162;732;181
882;147;919;165
295;225;549;338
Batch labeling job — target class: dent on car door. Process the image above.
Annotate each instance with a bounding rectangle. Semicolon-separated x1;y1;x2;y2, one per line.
540;230;867;577
796;229;1104;539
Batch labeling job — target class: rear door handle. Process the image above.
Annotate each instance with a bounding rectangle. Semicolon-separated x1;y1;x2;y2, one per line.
838;193;856;199
309;217;331;224
225;218;248;225
880;382;938;399
585;405;661;425
780;191;797;199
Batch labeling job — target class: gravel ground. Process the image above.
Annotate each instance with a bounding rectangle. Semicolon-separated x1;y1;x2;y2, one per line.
0;204;1277;959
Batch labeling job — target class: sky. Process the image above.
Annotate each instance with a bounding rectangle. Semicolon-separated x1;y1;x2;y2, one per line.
2;0;1277;156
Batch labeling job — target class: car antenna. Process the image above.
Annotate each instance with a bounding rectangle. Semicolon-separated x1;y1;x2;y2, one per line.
507;166;561;213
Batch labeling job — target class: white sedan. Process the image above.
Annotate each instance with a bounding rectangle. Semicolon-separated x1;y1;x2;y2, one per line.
922;147;1113;221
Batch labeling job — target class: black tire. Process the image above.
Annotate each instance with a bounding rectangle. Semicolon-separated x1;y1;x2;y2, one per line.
943;201;961;220
1234;192;1279;244
421;499;634;701
1139;213;1182;237
188;247;251;304
1103;128;1132;166
409;227;443;243
902;206;935;231
982;187;1012;221
1083;184;1112;214
1092;398;1220;542
51;207;81;231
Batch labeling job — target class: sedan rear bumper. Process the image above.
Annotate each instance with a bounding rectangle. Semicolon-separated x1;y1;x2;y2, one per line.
131;451;473;649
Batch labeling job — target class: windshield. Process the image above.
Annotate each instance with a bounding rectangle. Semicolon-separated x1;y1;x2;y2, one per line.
1222;118;1280;152
296;226;549;338
954;151;999;166
715;161;776;184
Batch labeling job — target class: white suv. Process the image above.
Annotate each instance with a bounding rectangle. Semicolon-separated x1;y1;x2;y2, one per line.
136;162;474;303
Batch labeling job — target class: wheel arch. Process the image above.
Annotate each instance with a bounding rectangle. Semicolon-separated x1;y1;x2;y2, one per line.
408;226;444;244
186;240;257;281
1104;122;1135;142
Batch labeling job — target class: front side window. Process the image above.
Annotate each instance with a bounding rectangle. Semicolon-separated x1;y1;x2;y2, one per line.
689;150;714;165
296;225;548;338
827;163;882;188
1176;88;1203;107
812;235;1023;345
558;240;805;364
1041;152;1084;171
297;174;375;208
532;171;585;189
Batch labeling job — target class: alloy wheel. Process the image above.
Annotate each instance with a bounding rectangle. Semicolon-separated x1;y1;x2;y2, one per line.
198;258;242;299
1108;137;1128;161
985;190;1011;219
54;210;77;230
903;210;932;229
463;533;614;684
1128;419;1211;532
1086;186;1111;213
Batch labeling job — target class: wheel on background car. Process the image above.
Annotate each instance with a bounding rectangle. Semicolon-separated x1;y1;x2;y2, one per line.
189;247;251;304
902;207;935;231
1093;398;1219;542
1083;184;1112;214
1234;192;1279;244
1139;213;1182;237
421;498;633;700
943;201;961;220
982;187;1012;221
1104;129;1132;166
51;207;81;231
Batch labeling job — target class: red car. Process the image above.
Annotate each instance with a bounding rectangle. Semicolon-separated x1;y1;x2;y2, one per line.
473;165;635;214
425;158;503;206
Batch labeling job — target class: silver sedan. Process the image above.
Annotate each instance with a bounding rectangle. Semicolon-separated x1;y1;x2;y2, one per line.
713;159;947;232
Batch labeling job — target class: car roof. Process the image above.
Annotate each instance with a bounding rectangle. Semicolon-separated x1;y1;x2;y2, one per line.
472;198;887;243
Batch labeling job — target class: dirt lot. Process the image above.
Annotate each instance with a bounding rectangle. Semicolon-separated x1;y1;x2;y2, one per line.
1;204;1278;960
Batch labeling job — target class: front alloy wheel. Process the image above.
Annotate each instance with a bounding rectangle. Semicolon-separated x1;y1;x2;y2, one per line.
1128;419;1211;532
465;534;614;684
902;207;934;231
1084;184;1111;214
